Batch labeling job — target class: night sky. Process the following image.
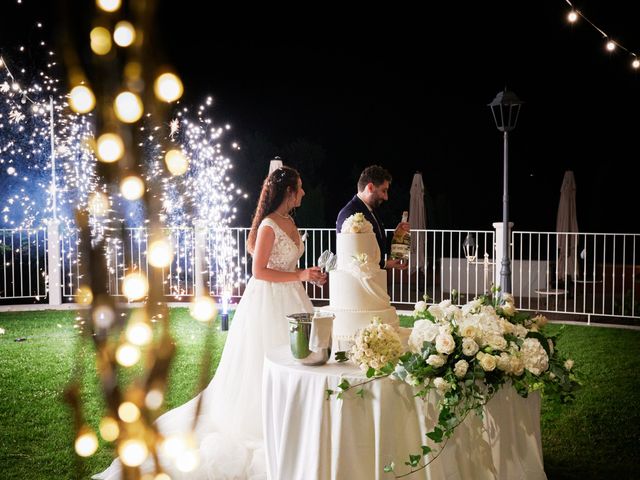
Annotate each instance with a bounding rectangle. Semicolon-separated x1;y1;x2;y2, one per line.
2;0;639;232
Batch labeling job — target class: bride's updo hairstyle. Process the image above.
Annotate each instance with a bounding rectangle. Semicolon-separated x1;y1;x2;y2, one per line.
247;166;300;254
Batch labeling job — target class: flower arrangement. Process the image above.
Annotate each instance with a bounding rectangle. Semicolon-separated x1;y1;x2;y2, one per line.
329;289;579;477
350;317;403;373
341;212;373;234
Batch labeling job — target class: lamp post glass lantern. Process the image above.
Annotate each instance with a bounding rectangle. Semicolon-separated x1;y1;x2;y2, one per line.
488;89;522;295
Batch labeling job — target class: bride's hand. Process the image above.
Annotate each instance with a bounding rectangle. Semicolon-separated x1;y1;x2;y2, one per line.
298;266;325;283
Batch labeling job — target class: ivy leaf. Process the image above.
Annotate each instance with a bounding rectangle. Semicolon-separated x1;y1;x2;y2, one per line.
366;367;376;378
409;454;421;467
427;427;443;443
356;388;365;399
334;351;349;362
421;445;432;455
384;462;395;473
338;379;351;391
325;389;334;400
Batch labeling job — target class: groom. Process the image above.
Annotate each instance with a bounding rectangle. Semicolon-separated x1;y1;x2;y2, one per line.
337;165;409;269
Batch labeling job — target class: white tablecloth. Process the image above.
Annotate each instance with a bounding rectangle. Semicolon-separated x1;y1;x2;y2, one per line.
263;345;546;480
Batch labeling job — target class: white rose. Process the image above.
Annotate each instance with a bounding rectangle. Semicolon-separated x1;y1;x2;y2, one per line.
415;301;428;313
478;352;497;371
462;337;479;357
514;324;528;338
454;359;468;378
428;304;444;321
487;334;507;351
502;302;516;316
533;314;548;327
460;324;477;338
564;359;574;371
427;354;447;368
509;355;525;376
433;377;451;394
435;333;455;355
496;352;511;372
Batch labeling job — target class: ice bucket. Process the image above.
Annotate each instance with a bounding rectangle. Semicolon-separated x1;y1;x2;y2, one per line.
287;312;334;366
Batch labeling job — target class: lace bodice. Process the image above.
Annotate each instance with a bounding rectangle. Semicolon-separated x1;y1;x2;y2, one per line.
259;218;305;273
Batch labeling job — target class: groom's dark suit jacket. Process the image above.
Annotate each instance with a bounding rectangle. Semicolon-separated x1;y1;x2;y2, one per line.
336;195;387;268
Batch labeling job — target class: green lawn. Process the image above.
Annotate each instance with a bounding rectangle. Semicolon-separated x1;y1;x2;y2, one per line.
0;310;639;479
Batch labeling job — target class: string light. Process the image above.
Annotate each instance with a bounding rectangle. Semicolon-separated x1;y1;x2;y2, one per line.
90;27;112;56
96;133;124;162
120;175;145;200
564;0;639;71
122;272;149;301
148;238;173;267
154;73;184;102
75;427;99;457
113;21;136;48
96;0;121;12
99;416;120;442
69;85;96;113
118;439;148;467
114;91;143;123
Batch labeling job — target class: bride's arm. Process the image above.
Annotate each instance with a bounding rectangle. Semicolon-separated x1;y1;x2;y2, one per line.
252;226;324;283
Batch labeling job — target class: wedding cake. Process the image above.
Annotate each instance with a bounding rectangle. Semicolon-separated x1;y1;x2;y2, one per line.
326;213;399;349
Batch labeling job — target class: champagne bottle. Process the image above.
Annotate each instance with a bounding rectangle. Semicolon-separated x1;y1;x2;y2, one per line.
390;211;410;262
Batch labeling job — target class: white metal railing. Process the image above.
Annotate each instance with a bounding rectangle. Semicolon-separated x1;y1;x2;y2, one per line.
1;225;638;321
0;228;48;300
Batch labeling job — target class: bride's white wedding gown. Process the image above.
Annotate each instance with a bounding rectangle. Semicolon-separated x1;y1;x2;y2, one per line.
94;218;313;479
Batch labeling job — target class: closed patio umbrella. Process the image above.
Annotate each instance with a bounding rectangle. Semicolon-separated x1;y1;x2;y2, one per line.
556;170;579;280
268;156;283;174
409;172;427;269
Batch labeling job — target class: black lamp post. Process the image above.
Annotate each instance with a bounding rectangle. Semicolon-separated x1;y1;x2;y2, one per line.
488;89;523;295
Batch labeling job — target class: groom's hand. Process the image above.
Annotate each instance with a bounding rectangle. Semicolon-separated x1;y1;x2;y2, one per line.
395;222;410;235
385;259;408;270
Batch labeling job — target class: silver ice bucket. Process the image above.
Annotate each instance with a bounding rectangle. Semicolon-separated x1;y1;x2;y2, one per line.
287;312;334;366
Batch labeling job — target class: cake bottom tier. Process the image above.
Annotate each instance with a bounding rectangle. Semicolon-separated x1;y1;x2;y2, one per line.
324;306;399;351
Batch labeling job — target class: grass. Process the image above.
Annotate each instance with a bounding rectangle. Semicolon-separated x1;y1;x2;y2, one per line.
1;310;639;479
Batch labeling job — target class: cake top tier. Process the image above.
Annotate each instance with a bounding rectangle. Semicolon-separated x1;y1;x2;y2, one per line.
340;213;374;234
336;232;381;270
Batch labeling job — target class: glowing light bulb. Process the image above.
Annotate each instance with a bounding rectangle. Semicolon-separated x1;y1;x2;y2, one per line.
155;474;171;480
90;27;112;55
76;285;93;305
114;91;143;123
126;321;152;346
116;343;141;367
69;85;96;113
123;273;148;301
96;0;121;12
120;176;145;200
606;40;616;52
97;133;124;163
154;73;184;102
190;296;217;322
92;305;115;329
148;238;173;267
99;417;120;442
161;435;187;459
118;401;141;423
113;21;135;47
75;428;99;457
145;389;164;410
7;167;16;175
633;58;640;69
165;149;189;175
176;449;200;472
567;11;578;23
88;192;110;217
118;439;148;467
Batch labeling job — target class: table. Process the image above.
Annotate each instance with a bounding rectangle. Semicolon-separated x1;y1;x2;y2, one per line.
441;258;550;298
263;345;547;480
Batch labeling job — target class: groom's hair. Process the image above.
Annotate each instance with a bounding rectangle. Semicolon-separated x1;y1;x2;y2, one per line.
358;165;392;192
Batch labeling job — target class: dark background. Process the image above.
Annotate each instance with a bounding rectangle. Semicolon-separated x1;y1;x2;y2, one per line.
1;0;639;232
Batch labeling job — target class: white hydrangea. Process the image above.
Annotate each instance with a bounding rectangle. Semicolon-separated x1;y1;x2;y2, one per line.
341;212;374;234
414;301;428;313
408;320;440;353
521;338;549;375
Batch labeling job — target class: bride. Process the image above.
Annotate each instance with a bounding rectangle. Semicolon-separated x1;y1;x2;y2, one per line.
94;166;326;479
